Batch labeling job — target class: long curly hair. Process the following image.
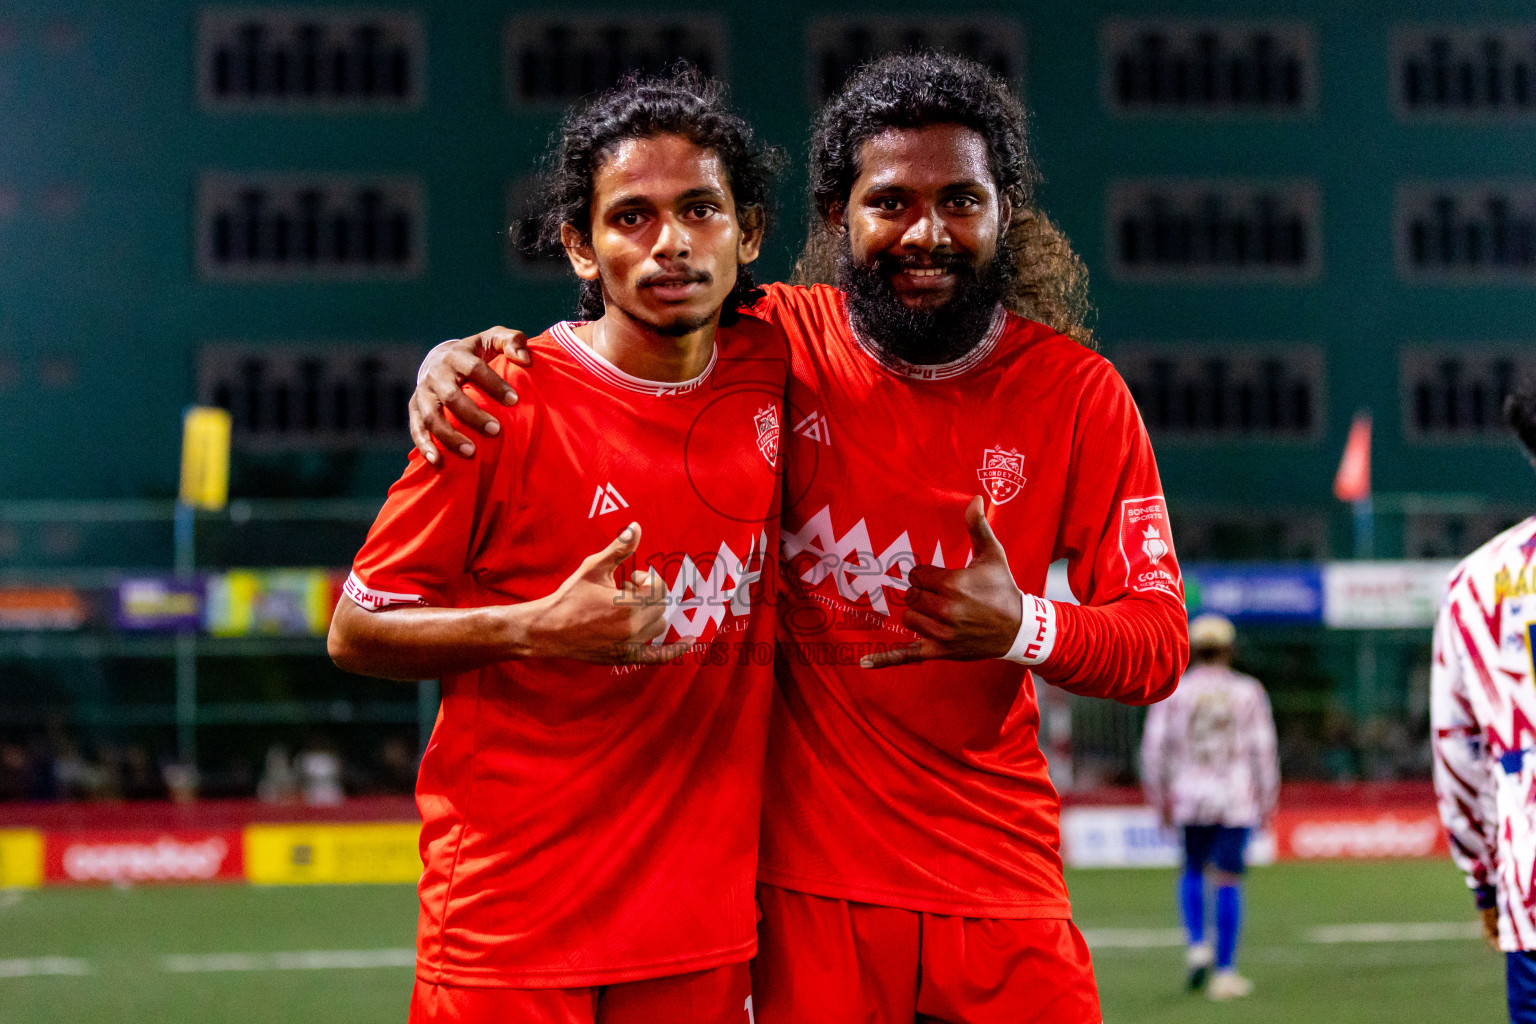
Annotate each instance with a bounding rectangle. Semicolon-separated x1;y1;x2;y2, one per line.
791;51;1096;348
533;67;784;324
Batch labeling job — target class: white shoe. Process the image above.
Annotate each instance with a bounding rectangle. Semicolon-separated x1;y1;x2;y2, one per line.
1185;942;1212;991
1207;969;1254;1001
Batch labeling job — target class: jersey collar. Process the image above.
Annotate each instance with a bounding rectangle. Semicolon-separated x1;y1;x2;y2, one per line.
551;321;718;397
844;302;1007;382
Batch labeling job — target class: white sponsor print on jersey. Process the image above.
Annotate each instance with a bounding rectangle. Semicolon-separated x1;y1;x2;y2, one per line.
793;410;831;446
588;482;629;518
650;531;768;645
780;505;968;615
977;447;1027;505
755;406;780;467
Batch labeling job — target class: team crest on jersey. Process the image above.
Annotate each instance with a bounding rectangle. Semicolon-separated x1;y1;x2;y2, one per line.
976;447;1027;505
754;407;780;468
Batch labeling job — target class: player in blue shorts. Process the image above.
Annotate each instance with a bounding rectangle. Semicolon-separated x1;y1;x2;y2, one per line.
1141;613;1279;1000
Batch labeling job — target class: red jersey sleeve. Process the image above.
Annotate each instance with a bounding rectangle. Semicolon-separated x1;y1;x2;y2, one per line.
1040;359;1188;704
345;372;522;612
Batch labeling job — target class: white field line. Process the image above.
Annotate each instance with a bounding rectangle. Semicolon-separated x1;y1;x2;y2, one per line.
1081;928;1187;948
1085;921;1484;950
0;957;91;978
162;948;416;973
2;922;1487;980
162;948;415;973
1307;922;1483;943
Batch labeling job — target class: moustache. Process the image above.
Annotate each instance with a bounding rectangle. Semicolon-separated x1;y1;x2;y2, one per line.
639;268;711;288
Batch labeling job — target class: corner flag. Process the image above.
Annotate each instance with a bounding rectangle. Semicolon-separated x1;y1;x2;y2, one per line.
1333;411;1371;504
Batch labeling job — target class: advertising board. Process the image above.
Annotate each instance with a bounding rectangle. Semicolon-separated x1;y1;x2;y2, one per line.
244;823;420;884
43;830;243;884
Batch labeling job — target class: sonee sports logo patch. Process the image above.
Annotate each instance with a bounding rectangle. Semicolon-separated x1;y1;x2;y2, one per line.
1119;496;1180;596
977;447;1027;505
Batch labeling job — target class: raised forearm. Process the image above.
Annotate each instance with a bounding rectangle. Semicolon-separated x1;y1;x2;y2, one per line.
327;597;540;681
1036;595;1189;706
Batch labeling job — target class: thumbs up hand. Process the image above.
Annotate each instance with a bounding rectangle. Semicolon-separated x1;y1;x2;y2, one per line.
527;522;693;665
860;496;1025;670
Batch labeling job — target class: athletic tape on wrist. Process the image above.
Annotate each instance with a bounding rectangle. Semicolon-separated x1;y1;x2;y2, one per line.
1003;594;1057;666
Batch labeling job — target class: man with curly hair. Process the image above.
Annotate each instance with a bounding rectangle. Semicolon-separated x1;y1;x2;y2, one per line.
410;53;1188;1023
330;72;784;1023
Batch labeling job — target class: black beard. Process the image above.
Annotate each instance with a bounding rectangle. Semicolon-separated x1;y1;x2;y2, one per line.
836;235;1010;365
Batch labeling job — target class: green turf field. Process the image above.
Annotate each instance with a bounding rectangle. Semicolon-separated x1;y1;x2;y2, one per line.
1078;859;1504;1023
0;859;1504;1022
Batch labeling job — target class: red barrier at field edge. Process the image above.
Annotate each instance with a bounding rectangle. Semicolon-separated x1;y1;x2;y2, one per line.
0;785;1448;884
0;798;421;887
0;795;418;831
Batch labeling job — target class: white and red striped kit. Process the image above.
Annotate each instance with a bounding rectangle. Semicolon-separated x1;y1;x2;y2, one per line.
1432;516;1536;950
1140;664;1279;828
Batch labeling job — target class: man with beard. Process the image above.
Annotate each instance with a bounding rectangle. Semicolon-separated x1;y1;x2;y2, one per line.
408;53;1187;1023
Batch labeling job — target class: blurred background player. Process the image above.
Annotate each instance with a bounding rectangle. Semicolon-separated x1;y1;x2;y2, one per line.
329;72;783;1024
1141;612;1279;1001
411;52;1188;1023
1431;381;1536;1024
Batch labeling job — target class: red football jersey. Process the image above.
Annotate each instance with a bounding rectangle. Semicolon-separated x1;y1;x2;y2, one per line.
346;318;785;988
755;282;1186;918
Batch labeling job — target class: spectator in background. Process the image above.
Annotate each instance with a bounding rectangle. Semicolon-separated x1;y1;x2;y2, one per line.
373;735;418;796
24;734;56;800
296;734;344;806
0;742;27;801
161;761;198;804
119;745;165;801
257;744;299;803
1320;707;1362;782
1141;613;1279;1001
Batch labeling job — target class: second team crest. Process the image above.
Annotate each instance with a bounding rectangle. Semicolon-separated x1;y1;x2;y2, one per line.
755;407;780;468
977;447;1027;504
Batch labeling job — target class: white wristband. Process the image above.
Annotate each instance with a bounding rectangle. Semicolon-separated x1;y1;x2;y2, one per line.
1003;594;1057;666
